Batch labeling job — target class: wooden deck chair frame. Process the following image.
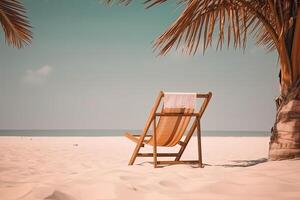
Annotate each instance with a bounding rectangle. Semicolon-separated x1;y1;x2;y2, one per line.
125;91;212;168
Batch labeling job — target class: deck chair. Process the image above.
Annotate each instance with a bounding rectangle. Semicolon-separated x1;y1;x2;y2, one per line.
125;91;212;168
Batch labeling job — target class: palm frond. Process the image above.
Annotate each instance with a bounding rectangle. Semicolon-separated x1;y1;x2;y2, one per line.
152;0;281;55
0;0;32;48
102;0;299;57
144;0;169;8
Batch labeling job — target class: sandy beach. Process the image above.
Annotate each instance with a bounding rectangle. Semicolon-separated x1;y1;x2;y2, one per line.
0;136;299;200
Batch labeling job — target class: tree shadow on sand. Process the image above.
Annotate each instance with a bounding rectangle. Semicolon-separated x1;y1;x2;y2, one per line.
212;158;268;168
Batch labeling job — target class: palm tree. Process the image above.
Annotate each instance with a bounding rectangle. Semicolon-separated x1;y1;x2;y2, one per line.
0;0;32;48
105;0;300;160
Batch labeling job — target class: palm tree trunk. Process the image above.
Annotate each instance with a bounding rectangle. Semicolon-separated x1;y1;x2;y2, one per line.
269;78;300;160
269;6;300;160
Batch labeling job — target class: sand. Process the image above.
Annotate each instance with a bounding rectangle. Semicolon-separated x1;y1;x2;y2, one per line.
0;136;299;200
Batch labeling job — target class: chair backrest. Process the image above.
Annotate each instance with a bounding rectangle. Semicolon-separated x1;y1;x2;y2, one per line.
146;92;211;147
147;107;194;146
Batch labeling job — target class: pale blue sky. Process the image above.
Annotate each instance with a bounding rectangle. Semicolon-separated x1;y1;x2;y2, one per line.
0;0;279;131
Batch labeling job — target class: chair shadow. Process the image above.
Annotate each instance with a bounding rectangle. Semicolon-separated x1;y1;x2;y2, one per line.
136;162;203;168
214;158;268;168
135;158;268;168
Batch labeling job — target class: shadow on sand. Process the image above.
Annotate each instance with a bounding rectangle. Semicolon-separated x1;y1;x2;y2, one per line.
135;158;268;168
213;158;268;168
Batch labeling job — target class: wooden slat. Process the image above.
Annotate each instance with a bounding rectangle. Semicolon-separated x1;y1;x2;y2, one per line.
196;93;211;98
196;118;203;168
153;116;157;168
161;93;211;98
157;160;201;165
137;153;178;157
155;113;199;117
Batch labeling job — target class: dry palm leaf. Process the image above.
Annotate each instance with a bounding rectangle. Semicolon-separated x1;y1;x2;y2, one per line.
103;0;289;55
105;0;300;95
150;0;281;55
0;0;32;48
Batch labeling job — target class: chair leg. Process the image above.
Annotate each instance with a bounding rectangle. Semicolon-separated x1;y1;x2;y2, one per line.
196;118;203;168
128;144;141;165
128;134;148;165
153;117;157;168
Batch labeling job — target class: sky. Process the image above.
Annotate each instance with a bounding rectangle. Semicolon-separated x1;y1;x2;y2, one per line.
0;0;279;131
